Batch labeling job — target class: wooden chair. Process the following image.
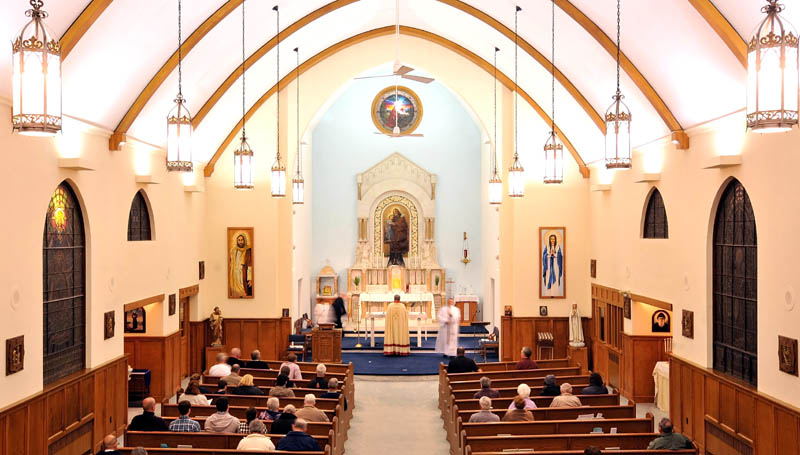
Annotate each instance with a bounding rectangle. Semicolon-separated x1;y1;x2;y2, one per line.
537;331;554;359
288;333;311;361
479;327;499;361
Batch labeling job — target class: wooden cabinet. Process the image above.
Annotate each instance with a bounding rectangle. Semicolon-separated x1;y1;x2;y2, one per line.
312;325;342;363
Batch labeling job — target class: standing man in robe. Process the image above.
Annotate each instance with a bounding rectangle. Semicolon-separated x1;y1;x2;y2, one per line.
436;299;461;357
384;295;410;356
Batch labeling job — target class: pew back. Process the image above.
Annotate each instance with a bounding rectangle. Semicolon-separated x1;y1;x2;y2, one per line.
125;431;330;450
454;393;619;410
465;433;659;452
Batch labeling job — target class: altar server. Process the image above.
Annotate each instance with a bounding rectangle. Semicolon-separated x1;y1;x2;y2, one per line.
384;295;411;356
436;299;461;357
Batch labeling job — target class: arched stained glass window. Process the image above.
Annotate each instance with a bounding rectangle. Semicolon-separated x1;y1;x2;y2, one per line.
43;182;86;384
127;190;152;241
643;188;668;239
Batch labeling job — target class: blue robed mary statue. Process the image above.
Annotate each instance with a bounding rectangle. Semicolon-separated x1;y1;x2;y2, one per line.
542;234;563;297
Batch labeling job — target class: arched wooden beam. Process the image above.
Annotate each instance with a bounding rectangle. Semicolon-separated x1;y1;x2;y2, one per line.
204;26;590;179
60;0;115;60
437;0;604;134
554;0;684;137
687;0;747;68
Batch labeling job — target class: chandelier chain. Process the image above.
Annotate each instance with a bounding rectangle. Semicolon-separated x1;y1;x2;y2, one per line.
551;0;555;132
177;0;183;98
493;46;498;175
296;47;301;177
615;0;621;96
514;6;520;160
241;0;246;139
275;5;280;162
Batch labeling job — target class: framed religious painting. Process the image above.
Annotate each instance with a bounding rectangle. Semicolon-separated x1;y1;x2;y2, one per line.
371;85;423;136
652;310;671;333
779;335;798;376
539;227;566;299
104;311;115;340
168;294;176;316
6;336;24;375
682;310;694;339
227;227;254;299
124;308;146;333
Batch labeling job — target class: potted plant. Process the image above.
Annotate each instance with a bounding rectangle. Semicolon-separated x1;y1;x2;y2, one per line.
353;276;360;290
434;275;440;288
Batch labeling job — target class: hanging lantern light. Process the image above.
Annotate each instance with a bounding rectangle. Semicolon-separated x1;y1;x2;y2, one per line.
292;47;304;205
488;46;503;205
543;0;564;184
604;0;631;170
167;0;193;172
461;232;471;266
234;0;253;189
508;6;525;198
12;0;61;136
271;5;286;197
747;1;798;133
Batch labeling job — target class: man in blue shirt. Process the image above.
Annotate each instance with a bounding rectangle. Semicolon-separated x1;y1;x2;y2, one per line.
275;418;322;451
168;400;200;432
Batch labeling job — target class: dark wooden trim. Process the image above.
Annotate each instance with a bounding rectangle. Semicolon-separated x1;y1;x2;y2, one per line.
179;284;199;299
630;293;673;311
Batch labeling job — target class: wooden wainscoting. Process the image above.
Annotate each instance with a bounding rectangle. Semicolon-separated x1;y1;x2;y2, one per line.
621;334;671;403
670;354;800;455
590;284;625;391
124;331;182;402
190;318;292;373
500;316;590;362
0;355;128;454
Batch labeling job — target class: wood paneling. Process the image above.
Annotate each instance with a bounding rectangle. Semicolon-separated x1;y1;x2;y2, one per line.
189;318;292;373
0;355;127;455
124;331;182;402
500;316;590;363
671;354;800;455
621;334;671;403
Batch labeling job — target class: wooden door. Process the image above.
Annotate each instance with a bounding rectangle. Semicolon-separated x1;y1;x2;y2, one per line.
180;297;190;377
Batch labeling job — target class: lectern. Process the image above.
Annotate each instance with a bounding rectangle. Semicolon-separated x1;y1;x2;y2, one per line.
312;323;342;363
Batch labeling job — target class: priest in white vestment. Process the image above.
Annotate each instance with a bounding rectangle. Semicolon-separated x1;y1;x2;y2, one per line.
435;300;461;357
384;295;410;356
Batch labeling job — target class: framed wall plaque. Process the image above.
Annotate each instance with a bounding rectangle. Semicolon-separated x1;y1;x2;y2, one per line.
539;306;548;316
104;311;115;340
168;294;177;316
590;259;596;279
539;227;566;299
779;335;798;376
682;310;694;339
199;260;205;280
6;336;24;375
623;293;631;319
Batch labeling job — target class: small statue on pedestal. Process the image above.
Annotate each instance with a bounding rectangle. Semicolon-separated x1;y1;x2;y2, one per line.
568;303;585;347
209;306;224;346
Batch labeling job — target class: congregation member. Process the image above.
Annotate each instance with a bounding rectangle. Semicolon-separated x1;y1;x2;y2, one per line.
128;397;168;431
279;366;296;387
295;393;330;422
259;397;282;421
269;374;296;397
446;347;481;373
270;404;298;434
208;353;232;377
515;346;539;370
280;353;304;381
180;381;210;406
307;363;329;389
583;448;602;455
246;349;270;369
506;383;536;410
236;420;276;450
168;400;201;432
469;396;500;422
582;372;610;395
189;373;212;394
551;383;582;407
232;374;265;395
473;376;500;399
204;397;240;433
239;407;259;433
332;295;347;329
226;347;246;367
502;396;534;422
276;418;322;451
321;378;348;410
131;448;147;455
540;374;560;396
222;364;242;386
215;379;228;395
647;418;694;450
96;434;121;454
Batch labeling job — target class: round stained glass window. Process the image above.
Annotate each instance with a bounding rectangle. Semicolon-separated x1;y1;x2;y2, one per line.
371;85;423;135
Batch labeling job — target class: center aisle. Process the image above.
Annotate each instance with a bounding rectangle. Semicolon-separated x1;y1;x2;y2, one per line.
344;375;450;454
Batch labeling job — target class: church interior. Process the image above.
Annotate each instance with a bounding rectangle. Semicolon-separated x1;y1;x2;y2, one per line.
1;0;799;454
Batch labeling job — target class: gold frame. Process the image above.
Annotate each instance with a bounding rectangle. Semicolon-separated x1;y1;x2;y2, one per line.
371;85;423;135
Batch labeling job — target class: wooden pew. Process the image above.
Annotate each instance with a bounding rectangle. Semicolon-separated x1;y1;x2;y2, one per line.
203;375;353;412
447;366;581;382
162;404;336;421
209;370;348;382
246;361;352;375
203;375;347;388
453;393;620;411
449;375;589;391
466;450;696;455
464;433;660;452
200;395;341;412
118;447;330;455
125;430;331;450
197;385;335;398
472;358;571;372
161;416;333;435
451;384;593;400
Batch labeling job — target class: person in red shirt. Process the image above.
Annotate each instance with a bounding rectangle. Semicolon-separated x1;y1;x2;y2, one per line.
515;346;538;370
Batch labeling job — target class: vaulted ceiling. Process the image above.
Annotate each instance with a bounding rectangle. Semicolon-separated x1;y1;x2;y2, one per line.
2;0;784;167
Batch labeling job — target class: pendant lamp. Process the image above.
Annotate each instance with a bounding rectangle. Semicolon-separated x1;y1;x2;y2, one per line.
292;47;304;205
167;0;193;172
543;0;563;184
604;0;631;170
508;6;525;198
488;46;502;205
234;0;254;189
270;5;286;197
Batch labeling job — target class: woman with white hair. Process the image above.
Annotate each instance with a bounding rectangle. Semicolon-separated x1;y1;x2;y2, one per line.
270;404;297;434
236;419;275;450
307;363;328;389
469;396;500;422
506;383;537;410
258;397;281;421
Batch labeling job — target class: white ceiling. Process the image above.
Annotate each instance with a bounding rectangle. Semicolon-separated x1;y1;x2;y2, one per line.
1;0;774;164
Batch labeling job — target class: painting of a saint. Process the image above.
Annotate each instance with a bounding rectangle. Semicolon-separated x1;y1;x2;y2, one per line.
652;310;671;333
227;228;254;298
383;206;409;266
539;227;566;298
124;308;146;333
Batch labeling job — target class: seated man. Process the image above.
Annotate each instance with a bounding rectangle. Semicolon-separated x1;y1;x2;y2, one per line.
447;347;481;374
647;418;694;450
237;420;275;450
246;349;269;369
215;379;228;394
276;418;322;452
582;372;610;395
469;396;500;422
268;374;296;397
515;346;538;370
208;353;232;377
295;393;330;422
506;383;536;410
96;434;121;454
128;397;168;431
550;383;582;407
204;397;240;432
502;396;534;421
168;400;201;432
279;353;303;381
226;347;246;367
320;378;348;411
222;364;242;386
473;376;500;399
307;363;328;389
540;374;560;396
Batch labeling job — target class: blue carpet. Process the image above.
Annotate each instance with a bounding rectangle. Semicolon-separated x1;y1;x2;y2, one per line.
342;336;481;350
342;326;488;336
342;352;497;375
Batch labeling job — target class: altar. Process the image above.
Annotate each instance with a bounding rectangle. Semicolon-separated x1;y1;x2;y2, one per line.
359;291;435;320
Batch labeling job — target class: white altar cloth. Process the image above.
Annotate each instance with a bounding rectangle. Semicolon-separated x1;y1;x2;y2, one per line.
360;292;435;321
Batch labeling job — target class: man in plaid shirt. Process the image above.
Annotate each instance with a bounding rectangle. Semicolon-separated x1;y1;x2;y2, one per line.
168;400;201;432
